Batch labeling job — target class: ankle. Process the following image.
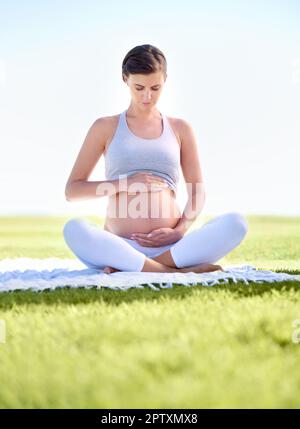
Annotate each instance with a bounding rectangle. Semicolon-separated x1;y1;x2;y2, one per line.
166;266;179;273
141;257;179;273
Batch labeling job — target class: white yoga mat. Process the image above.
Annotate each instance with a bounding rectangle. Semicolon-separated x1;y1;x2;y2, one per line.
0;258;299;293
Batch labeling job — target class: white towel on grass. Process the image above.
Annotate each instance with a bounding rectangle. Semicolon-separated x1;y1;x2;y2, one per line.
0;258;299;293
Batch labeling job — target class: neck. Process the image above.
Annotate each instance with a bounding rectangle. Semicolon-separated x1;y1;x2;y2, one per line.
126;103;160;120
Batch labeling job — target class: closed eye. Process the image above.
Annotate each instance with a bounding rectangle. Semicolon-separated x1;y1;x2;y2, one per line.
136;88;159;91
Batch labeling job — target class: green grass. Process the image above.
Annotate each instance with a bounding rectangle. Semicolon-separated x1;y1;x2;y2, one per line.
0;215;300;408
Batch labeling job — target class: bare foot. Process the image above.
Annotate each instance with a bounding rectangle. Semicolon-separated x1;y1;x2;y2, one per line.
179;263;224;274
103;266;120;274
103;263;224;275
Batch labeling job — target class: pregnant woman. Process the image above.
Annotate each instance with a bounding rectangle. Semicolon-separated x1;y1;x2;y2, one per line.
63;44;248;274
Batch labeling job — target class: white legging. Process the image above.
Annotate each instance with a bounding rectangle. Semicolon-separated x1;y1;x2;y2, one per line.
62;212;248;272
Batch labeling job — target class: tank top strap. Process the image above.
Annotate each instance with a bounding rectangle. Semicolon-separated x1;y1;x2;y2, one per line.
119;109;127;131
160;111;176;140
110;110;128;141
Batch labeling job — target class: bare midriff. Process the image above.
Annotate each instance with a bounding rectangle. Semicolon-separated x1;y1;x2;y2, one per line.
103;186;182;239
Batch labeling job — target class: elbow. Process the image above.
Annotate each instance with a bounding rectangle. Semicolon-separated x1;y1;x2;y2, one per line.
65;180;83;201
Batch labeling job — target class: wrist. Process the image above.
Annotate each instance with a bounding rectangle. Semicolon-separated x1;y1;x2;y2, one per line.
173;226;186;238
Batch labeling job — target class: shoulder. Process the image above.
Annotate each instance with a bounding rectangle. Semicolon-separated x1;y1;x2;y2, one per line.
89;113;121;138
90;114;118;131
166;116;195;147
171;117;193;134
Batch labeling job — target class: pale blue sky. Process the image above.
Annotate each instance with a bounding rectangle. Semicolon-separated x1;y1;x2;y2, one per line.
0;0;299;217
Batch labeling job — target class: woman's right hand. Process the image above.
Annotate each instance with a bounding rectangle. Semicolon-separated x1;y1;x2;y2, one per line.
120;172;169;193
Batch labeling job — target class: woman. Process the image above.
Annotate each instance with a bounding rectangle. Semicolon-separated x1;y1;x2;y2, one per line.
63;44;248;274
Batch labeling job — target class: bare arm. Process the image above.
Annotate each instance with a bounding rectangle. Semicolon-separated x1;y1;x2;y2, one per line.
173;119;206;235
65;117;120;201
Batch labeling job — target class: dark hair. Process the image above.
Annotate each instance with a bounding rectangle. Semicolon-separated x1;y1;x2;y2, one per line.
122;44;167;82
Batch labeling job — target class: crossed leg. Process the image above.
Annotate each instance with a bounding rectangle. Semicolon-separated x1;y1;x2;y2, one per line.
103;212;248;273
62;212;248;273
63;218;177;273
152;211;249;268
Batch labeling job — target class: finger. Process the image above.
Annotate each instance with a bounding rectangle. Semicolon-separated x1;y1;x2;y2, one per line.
133;233;160;240
132;230;162;238
149;183;168;189
147;232;164;238
135;238;158;246
135;237;154;244
146;173;166;182
132;234;156;239
152;179;168;186
131;233;158;240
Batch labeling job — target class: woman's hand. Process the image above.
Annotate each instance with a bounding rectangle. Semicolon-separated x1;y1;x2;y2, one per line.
120;172;169;194
130;228;183;247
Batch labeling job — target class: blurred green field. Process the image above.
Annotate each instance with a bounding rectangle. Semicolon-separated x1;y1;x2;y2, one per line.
0;215;299;408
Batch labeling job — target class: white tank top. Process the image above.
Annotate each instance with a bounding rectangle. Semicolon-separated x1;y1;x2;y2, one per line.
104;109;181;195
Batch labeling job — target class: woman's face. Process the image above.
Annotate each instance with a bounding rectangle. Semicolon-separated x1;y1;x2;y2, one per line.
124;71;166;108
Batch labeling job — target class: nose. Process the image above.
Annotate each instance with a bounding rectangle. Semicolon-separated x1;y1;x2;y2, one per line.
142;89;152;98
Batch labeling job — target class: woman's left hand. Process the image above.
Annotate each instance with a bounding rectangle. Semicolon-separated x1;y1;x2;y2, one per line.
130;228;183;247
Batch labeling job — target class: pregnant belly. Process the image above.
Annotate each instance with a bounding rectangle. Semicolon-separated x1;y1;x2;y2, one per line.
104;188;182;239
